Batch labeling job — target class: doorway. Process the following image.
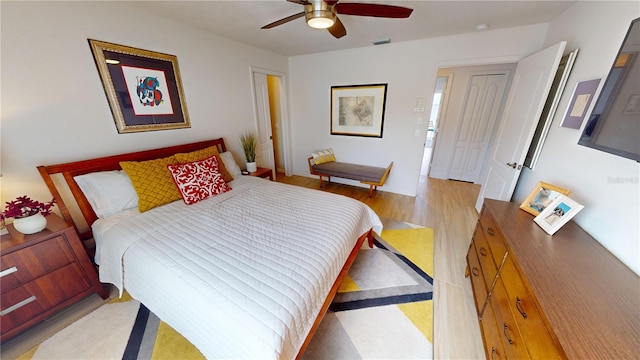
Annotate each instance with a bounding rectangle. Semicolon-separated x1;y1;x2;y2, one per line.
420;76;448;177
251;67;290;180
428;63;516;183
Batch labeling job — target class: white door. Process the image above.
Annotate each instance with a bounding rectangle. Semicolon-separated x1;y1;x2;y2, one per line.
475;41;566;211
448;73;509;182
252;72;275;174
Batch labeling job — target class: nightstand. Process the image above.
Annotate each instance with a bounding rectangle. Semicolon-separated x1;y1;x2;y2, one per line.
0;214;108;341
249;167;273;181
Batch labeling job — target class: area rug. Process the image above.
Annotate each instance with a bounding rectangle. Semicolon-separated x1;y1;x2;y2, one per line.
17;222;433;360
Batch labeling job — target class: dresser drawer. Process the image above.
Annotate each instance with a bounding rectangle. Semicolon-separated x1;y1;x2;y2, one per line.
467;242;489;317
489;277;530;359
1;235;75;292
479;207;508;267
473;224;505;291
0;262;90;334
500;257;566;359
480;298;507;360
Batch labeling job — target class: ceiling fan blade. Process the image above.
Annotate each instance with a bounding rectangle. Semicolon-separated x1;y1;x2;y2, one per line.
261;12;305;29
335;3;413;18
287;0;310;5
328;17;347;38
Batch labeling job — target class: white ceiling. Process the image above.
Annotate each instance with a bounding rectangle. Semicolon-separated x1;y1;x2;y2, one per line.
124;0;577;56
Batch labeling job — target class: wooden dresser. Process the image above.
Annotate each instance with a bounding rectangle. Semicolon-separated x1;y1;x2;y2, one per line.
467;199;640;359
1;214;108;341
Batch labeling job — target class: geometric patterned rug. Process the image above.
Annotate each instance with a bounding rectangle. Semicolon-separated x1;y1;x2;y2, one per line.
303;221;434;359
17;221;433;360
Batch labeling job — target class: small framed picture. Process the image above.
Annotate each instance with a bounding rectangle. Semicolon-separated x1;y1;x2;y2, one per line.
520;182;571;216
534;195;584;235
559;78;601;129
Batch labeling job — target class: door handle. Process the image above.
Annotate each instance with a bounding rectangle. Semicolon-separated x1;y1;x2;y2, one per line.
506;162;522;170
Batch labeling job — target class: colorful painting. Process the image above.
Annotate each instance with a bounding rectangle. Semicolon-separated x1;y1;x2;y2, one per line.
88;39;190;133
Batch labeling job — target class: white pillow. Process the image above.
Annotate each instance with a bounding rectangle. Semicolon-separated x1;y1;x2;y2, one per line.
74;170;138;218
220;151;242;177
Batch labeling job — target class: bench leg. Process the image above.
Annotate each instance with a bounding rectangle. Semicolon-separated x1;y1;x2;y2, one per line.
369;185;374;198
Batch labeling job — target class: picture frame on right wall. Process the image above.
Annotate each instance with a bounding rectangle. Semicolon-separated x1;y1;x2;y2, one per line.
534;195;584;235
559;78;601;129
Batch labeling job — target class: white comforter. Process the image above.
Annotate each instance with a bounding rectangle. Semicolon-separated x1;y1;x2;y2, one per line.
93;176;382;359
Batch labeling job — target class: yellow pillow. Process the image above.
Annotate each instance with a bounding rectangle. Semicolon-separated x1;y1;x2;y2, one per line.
174;146;233;183
312;149;336;165
120;155;182;212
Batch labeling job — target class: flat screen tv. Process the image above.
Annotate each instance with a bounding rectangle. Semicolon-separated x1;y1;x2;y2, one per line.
578;17;640;162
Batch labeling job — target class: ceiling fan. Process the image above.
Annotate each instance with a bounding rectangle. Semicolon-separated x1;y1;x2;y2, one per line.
261;0;413;39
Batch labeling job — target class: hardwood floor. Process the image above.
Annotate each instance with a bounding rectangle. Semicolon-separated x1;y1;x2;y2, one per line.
2;172;485;360
277;172;486;359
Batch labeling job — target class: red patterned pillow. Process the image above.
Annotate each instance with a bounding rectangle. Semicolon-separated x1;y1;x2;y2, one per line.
167;155;231;205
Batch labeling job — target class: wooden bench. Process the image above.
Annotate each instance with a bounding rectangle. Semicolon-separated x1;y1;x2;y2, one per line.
307;157;393;197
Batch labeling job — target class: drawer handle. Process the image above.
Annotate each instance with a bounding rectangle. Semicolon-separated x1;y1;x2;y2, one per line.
0;266;18;278
486;227;495;236
516;297;528;319
1;295;37;316
479;247;488;256
491;347;499;360
471;267;480;277
503;323;515;345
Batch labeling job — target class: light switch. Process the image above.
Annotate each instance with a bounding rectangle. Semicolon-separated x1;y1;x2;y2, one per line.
414;98;426;112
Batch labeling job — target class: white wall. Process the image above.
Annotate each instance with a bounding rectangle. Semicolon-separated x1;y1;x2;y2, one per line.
0;2;288;208
288;24;548;196
513;1;640;274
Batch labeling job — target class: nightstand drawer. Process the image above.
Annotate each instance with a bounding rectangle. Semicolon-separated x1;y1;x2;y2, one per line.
0;262;90;334
1;235;75;292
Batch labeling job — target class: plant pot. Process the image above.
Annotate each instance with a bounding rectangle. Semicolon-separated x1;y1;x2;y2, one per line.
13;213;47;234
246;162;257;173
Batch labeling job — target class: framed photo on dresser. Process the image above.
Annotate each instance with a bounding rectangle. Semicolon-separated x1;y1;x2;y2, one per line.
534;195;584;235
520;181;571;216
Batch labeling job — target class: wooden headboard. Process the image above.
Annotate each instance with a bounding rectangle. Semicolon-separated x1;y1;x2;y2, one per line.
37;138;227;242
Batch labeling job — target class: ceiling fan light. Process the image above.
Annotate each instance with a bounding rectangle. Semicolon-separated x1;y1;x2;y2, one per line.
305;3;336;29
307;16;335;29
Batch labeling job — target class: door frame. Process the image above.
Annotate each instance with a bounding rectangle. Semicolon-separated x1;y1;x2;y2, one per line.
422;74;453;177
250;66;292;177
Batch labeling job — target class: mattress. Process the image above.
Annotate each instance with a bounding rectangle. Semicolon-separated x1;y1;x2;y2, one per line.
93;176;382;359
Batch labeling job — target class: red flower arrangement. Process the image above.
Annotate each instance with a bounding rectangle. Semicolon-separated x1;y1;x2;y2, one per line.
1;196;55;221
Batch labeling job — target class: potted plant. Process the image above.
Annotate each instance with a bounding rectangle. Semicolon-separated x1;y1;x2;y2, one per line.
1;196;55;234
240;131;258;172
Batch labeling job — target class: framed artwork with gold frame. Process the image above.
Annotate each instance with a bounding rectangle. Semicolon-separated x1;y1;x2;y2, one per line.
519;181;571;216
88;39;190;134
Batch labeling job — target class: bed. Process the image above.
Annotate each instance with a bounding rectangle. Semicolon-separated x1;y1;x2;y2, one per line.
37;138;382;359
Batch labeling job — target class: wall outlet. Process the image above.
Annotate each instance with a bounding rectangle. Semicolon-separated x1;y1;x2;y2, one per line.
414;129;421;137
